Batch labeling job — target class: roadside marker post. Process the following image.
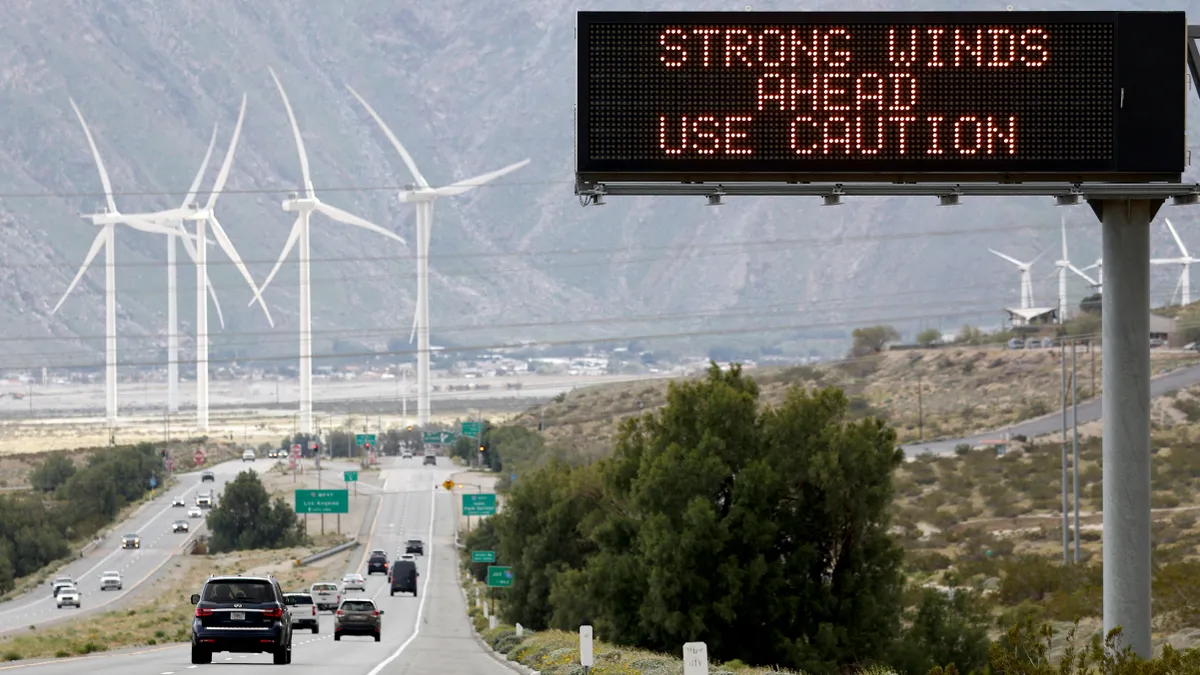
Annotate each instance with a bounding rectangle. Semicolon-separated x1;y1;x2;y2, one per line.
683;642;708;675
580;625;594;671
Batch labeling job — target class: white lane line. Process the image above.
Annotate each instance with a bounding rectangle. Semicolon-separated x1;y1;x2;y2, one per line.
365;483;437;675
187;666;197;669
161;671;174;674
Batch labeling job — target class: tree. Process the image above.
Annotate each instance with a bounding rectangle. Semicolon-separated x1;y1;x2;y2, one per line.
850;325;900;357
1080;292;1102;316
886;588;991;675
206;470;303;553
917;328;942;347
956;325;985;345
29;454;76;492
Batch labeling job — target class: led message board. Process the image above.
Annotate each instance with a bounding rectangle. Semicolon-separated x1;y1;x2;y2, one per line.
576;11;1186;184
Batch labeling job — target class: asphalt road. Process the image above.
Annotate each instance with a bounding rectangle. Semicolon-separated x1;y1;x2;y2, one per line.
902;361;1200;456
1;458;515;675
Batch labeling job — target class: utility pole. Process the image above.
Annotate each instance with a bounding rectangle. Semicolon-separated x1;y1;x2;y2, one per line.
1060;339;1070;564
1073;341;1081;563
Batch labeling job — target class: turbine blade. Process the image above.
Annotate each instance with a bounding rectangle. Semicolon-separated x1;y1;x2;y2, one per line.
207;274;226;331
52;230;107;314
313;202;406;245
1029;248;1049;265
268;68;314;198
1067;264;1097;285
68;98;117;214
210;214;275;327
183;124;219;209
345;85;430;189
432;159;531;198
1166;219;1189;258
205;95;247;211
249;216;302;308
988;248;1024;267
409;303;418;344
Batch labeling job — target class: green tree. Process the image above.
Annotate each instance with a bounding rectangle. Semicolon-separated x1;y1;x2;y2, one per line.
887;588;991;675
1079;292;1102;316
462;517;498;583
851;325;900;357
29;453;76;492
917;328;942;347
206;471;303;553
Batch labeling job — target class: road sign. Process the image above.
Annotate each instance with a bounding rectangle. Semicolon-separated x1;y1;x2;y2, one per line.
462;493;497;516
294;489;349;514
683;642;708;675
344;471;358;483
442;479;455;491
580;625;594;667
471;550;496;563
461;421;482;437
193;449;205;466
355;433;376;447
149;476;157;489
423;430;458;444
575;11;1186;185
290;444;301;458
486;566;513;588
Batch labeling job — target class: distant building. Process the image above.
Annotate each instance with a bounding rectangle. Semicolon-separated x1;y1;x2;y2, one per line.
1149;313;1180;347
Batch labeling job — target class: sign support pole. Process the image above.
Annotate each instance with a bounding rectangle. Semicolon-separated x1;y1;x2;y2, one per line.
1094;197;1158;658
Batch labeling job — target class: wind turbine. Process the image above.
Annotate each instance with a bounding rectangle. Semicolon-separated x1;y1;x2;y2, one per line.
1053;215;1099;320
133;95;275;430
989;248;1047;310
53;98;201;430
1151;219;1196;306
249;68;407;435
346;84;530;426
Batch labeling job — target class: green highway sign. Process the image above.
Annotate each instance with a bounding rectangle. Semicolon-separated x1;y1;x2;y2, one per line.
461;421;482;437
343;471;358;482
471;550;496;563
294;489;349;514
423;430;458;444
487;565;513;588
354;433;376;447
462;493;498;516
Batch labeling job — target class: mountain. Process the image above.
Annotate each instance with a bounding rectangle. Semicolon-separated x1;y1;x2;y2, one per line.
0;0;1195;372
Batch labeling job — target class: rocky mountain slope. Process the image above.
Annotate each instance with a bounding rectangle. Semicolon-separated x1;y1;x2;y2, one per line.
0;0;1195;370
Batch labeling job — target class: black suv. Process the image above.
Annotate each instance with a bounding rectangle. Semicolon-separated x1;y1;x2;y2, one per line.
367;552;389;575
404;539;424;556
190;575;292;665
201;470;215;482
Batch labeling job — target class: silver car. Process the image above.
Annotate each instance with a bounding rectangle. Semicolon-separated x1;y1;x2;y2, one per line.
56;585;80;609
341;574;366;592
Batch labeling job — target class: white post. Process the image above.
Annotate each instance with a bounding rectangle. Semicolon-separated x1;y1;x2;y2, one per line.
104;225;117;429
167;232;179;414
298;210;313;434
401;368;408;426
416;203;432;426
516;623;523;637
196;218;209;431
489;615;498;630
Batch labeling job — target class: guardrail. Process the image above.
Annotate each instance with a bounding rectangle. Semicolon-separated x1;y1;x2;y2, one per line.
294;539;358;566
79;536;104;558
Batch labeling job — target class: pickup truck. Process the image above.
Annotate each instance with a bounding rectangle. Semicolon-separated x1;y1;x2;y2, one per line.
99;571;122;591
309;582;341;612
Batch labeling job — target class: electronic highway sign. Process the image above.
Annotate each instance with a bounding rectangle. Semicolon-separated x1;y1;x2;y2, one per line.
575;11;1186;184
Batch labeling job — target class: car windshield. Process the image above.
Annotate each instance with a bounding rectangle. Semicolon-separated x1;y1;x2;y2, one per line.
312;583;337;591
369;554;386;561
124;534;138;539
406;540;421;544
102;572;118;577
343;575;362;581
340;600;375;612
202;580;274;603
286;595;313;605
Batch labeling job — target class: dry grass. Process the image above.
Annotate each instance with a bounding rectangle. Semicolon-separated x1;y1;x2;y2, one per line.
508;346;1200;455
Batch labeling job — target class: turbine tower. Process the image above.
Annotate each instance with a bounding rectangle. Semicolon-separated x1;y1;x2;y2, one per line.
1053;216;1098;320
53;98;198;429
990;248;1046;310
1151;219;1196;306
250;68;407;435
346;84;530;426
135;95;275;430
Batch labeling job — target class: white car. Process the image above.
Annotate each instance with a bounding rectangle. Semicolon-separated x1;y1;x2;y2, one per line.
242;449;256;462
56;585;80;608
341;573;366;592
99;571;122;591
172;496;186;507
188;506;203;518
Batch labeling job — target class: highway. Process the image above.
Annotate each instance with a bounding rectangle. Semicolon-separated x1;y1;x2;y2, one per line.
0;458;515;675
902;361;1200;456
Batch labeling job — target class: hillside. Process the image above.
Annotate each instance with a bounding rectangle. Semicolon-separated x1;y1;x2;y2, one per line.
0;0;1196;371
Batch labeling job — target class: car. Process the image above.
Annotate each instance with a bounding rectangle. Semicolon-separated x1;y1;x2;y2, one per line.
309;582;341;612
341;574;366;592
196;491;214;508
56;585;80;609
283;593;319;634
389;559;418;597
401;451;413;459
172;496;186;507
334;598;384;642
51;578;74;597
422;455;436;466
397;554;416;563
404;539;424;556
188;506;203;518
121;533;141;549
201;470;215;482
242;449;256;462
173;519;190;533
190;575;292;665
99;571;122;591
366;552;388;576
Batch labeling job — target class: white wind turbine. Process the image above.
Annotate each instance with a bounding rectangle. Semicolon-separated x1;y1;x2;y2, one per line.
346;84;530;426
1151;219;1196;306
133;95;275;431
1053;215;1098;320
989;248;1047;309
249;68;407;435
53;98;203;430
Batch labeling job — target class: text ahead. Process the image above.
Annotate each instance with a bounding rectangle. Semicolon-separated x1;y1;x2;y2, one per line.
575;11;1186;184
